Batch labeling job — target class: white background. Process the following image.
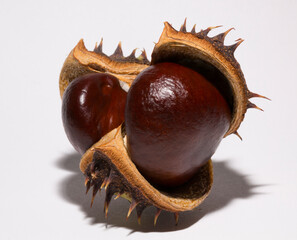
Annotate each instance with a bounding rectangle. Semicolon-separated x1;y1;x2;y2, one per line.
1;0;296;239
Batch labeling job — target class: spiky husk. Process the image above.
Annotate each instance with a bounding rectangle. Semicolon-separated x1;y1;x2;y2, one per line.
59;39;149;97
81;126;213;224
151;20;266;137
59;20;267;224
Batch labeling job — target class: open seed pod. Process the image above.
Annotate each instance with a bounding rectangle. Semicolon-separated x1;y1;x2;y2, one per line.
60;20;267;225
59;38;149;98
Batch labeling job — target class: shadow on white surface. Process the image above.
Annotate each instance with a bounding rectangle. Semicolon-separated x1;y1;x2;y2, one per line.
56;152;260;233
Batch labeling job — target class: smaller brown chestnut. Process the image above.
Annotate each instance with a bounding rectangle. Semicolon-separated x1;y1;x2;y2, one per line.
62;73;127;154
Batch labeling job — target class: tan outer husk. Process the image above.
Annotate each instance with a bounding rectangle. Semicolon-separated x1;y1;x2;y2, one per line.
59;40;149;98
152;22;248;136
80;126;213;212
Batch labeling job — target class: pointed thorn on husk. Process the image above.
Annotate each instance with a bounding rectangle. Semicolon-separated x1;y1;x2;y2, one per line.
104;193;114;219
126;199;138;220
154;208;162;226
104;201;109;219
141;49;148;60
100;177;108;189
180;18;187;32
94;38;103;53
128;48;137;58
234;131;243;141
174;212;179;225
138;49;149;63
85;177;89;186
105;171;113;190
90;196;95;207
206;25;222;35
90;185;100;207
114;192;121;200
85;181;91;194
112;42;123;57
99;38;103;50
212;28;234;43
105;179;111;190
225;27;235;35
191;24;196;34
248;91;271;100
247;101;264;111
228;38;244;53
136;204;147;225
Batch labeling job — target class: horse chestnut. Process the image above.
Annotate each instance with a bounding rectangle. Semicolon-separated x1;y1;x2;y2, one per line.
125;62;232;187
60;21;267;222
62;73;127;154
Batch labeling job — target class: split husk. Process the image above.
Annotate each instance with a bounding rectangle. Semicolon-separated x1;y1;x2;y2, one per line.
59;20;266;224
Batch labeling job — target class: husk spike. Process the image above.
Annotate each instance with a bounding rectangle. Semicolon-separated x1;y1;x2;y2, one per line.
248;91;270;100
180;18;187;32
126;199;138;220
94;38;103;53
234;131;243;141
111;42;123;57
174;212;179;225
154;208;162;226
247;101;264;111
211;28;234;43
191;24;196;34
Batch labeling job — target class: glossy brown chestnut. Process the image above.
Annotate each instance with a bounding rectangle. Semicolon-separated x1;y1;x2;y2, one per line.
125;62;232;187
62;73;127;154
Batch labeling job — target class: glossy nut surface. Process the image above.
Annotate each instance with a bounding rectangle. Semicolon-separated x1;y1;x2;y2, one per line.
125;62;232;187
62;73;127;154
